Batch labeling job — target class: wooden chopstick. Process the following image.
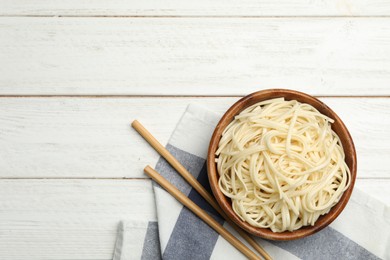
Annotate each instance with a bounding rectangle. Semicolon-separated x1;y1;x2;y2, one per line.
144;165;261;260
132;120;272;260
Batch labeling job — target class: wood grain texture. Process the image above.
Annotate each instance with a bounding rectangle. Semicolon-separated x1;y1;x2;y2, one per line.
2;0;390;16
0;179;156;260
1;18;390;95
1;1;389;258
0;179;387;260
0;97;389;178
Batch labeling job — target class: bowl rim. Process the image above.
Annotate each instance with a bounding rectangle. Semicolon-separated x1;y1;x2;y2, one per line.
207;89;357;240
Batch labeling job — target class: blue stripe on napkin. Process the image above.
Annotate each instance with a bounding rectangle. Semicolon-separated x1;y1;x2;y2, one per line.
271;227;380;260
152;145;224;259
153;144;205;196
163;207;223;260
188;164;223;219
141;222;162;260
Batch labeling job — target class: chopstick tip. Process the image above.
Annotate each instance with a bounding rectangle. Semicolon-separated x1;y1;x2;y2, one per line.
144;165;154;177
131;120;139;128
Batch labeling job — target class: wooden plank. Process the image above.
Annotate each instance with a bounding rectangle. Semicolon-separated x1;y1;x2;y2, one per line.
0;97;389;178
2;0;390;16
0;179;387;259
355;179;390;206
1;18;390;96
0;179;156;260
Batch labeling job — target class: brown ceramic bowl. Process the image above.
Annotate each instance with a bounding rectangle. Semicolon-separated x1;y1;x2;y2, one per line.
207;89;357;241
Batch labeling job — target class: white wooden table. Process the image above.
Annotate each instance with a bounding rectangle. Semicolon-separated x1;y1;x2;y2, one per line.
1;1;390;259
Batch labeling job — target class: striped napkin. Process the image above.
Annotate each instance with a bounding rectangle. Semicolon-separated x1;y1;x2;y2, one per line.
114;104;390;260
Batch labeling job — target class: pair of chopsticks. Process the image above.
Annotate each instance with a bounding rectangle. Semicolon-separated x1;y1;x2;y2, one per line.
132;120;272;260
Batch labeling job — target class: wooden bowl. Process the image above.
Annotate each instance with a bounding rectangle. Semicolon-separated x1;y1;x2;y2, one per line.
207;89;357;240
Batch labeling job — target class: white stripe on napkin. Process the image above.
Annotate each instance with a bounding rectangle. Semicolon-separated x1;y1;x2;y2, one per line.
331;188;390;259
169;103;220;159
113;221;151;260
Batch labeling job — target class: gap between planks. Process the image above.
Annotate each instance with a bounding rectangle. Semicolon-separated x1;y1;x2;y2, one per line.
0;95;389;98
2;15;390;18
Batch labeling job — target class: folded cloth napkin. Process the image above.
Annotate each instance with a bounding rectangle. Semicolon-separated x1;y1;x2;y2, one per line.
114;104;390;260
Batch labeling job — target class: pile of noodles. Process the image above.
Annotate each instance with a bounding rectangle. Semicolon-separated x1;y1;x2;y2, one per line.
216;98;351;232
